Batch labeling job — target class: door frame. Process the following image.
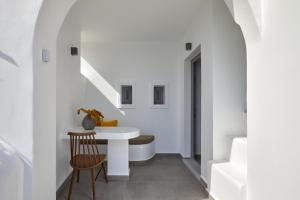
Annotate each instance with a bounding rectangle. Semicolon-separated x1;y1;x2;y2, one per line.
191;53;201;160
183;45;202;158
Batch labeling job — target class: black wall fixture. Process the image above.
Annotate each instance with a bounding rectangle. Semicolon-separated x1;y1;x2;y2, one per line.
186;43;192;51
71;47;78;56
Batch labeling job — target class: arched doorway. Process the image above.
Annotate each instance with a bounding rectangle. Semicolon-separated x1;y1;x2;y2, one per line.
32;1;78;199
32;0;253;199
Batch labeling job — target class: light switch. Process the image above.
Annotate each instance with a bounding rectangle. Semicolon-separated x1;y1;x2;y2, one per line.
42;49;50;62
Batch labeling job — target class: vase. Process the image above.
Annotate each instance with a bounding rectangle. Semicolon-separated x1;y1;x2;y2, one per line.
82;115;96;130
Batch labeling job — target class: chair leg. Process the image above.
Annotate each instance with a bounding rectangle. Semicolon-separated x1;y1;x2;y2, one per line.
95;167;102;181
68;169;76;200
77;170;80;183
102;162;108;183
91;168;96;200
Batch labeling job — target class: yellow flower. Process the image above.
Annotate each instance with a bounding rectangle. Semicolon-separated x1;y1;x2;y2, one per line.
77;108;104;122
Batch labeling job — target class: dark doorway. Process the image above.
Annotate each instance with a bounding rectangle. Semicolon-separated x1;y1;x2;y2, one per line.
191;54;201;165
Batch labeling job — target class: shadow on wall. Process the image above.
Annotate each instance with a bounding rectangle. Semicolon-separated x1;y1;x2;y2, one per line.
0;51;19;67
80;56;126;116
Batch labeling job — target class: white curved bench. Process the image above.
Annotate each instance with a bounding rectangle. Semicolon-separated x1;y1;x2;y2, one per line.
129;135;155;162
210;137;247;200
96;135;155;162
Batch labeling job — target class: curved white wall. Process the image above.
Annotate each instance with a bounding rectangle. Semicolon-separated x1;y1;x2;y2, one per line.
2;0;300;199
211;0;247;162
180;0;247;182
0;1;43;199
0;0;42;163
244;1;300;199
33;0;77;199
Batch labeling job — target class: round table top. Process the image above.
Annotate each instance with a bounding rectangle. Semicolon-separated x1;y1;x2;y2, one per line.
66;126;140;140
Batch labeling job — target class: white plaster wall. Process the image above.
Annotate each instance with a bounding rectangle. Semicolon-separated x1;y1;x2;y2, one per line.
180;0;214;183
0;1;43;199
0;0;42;163
180;0;247;182
245;0;300;199
56;6;86;189
211;0;247;161
3;0;299;199
0;138;24;200
33;0;77;199
81;42;181;153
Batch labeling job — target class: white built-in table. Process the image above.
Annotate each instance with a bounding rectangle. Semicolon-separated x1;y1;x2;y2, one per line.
65;127;140;179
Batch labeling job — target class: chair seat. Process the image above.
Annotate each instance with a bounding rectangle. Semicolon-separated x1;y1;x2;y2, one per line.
70;154;106;169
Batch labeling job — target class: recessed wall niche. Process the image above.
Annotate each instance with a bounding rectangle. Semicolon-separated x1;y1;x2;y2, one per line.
116;81;136;109
150;81;168;109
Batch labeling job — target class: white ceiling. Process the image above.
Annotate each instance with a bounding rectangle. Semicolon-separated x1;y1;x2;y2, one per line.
76;0;202;43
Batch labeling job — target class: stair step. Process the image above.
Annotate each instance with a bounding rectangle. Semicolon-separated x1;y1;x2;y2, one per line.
210;137;247;200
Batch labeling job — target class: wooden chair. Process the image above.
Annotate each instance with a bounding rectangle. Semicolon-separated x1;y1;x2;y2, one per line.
67;132;108;200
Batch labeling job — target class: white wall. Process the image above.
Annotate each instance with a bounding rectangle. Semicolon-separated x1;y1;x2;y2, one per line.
0;138;25;200
81;42;181;153
211;0;247;161
245;0;300;199
180;0;247;182
0;0;42;163
56;6;85;189
0;1;43;199
180;0;214;170
33;0;77;199
4;0;300;199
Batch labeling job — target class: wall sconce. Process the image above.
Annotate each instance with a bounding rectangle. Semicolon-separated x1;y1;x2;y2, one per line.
186;43;192;51
42;49;50;62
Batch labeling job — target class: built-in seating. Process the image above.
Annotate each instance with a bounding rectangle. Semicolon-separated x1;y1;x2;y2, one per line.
129;135;155;161
95;120;155;162
129;135;155;145
93;135;154;145
210;137;247;200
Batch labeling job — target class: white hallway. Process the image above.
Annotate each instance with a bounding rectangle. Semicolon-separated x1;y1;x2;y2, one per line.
0;0;300;200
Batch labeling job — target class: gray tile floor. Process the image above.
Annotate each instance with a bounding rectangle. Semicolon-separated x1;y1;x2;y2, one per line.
57;155;208;200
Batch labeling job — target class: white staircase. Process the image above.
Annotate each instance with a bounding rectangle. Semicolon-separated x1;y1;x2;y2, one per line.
0;137;26;200
210;137;247;200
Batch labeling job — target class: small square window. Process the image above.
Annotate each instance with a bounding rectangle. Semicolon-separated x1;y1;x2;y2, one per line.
121;85;133;104
153;85;165;105
150;81;168;109
117;81;136;109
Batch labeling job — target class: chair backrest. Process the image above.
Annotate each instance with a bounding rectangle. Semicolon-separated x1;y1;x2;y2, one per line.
68;132;101;169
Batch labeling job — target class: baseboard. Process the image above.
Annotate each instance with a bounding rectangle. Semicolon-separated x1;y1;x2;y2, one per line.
56;171;72;198
130;154;156;165
155;153;182;157
107;175;129;181
194;154;201;160
182;158;208;190
201;175;208;188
